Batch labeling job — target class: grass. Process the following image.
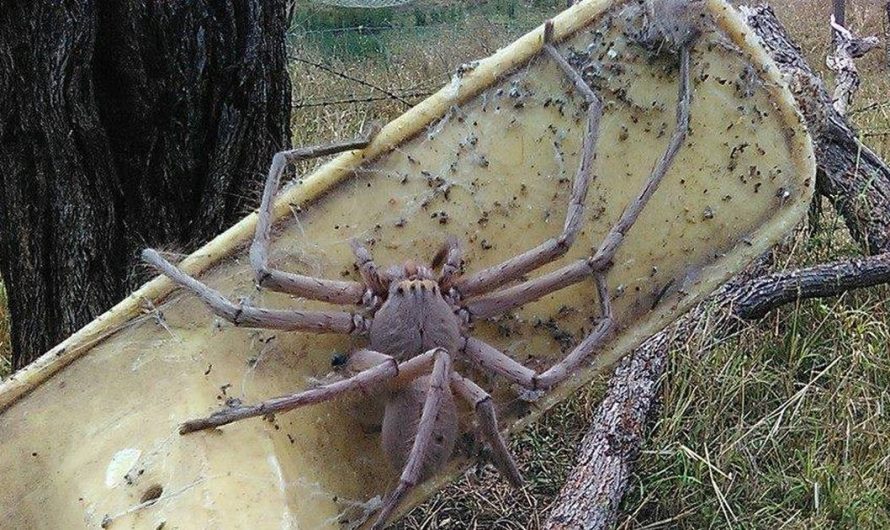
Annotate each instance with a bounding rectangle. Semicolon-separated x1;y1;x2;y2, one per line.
286;0;565;147
0;0;887;526
618;282;890;529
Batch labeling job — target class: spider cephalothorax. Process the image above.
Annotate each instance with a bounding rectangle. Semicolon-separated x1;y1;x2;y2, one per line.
370;270;462;360
143;19;694;529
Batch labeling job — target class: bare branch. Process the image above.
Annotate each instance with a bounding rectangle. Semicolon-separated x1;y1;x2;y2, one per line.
734;253;890;319
826;15;879;115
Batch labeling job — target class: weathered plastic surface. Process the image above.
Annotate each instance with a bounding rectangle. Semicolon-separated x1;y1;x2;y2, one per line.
0;0;814;528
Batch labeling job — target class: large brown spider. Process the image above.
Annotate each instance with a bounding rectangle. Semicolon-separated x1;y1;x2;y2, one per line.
143;22;693;529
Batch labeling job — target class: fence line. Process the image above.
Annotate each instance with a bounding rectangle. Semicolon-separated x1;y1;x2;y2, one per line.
288;19;528;36
291;55;416;107
293;90;434;109
287;12;545;112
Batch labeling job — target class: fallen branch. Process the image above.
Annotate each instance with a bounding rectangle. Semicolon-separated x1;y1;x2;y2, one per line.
733;252;890;319
544;5;890;529
826;15;879;115
542;331;670;530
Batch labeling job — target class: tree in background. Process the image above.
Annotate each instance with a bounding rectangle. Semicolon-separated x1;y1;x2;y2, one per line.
0;1;291;369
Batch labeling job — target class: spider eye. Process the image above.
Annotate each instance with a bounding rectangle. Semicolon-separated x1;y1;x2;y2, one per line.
330;353;348;368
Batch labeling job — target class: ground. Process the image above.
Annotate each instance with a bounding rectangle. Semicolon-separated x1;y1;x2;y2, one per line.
1;0;888;527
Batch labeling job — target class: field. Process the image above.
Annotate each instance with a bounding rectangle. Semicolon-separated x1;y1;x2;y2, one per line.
2;0;889;528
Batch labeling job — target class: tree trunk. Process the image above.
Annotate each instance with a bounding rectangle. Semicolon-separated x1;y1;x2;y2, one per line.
0;1;291;369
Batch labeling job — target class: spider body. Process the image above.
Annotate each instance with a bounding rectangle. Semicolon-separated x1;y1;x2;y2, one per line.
370;275;461;360
365;265;464;485
382;374;459;484
143;20;695;529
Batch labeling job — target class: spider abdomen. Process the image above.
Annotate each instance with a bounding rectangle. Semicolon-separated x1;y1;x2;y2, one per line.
381;376;459;482
369;279;461;359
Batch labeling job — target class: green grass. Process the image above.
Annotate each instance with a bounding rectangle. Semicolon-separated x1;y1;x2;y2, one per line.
619;272;890;529
289;0;563;59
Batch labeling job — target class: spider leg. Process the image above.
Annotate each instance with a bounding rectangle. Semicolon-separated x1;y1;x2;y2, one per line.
350;239;388;295
250;125;380;305
143;249;367;334
462;317;612;390
463;262;594;319
435;236;462;290
450;372;523;487
179;348;398;434
179;347;447;434
462;42;693;320
463;275;614;390
372;349;452;530
453;28;603;299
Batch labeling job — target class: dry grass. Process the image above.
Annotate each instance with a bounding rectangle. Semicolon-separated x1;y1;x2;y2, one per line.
772;0;890;160
287;1;562;146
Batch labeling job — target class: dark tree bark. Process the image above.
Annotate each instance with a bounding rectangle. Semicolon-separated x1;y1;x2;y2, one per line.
0;1;291;369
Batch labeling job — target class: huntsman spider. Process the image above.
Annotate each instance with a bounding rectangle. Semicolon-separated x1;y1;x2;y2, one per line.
143;20;695;529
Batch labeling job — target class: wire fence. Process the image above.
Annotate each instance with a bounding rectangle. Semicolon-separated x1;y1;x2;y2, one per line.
287;1;563;113
313;0;416;7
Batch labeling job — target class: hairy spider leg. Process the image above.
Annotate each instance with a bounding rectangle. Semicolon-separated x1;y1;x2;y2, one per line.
450;372;523;487
143;249;367;334
465;41;692;319
452;22;604;299
462;41;694;390
372;349;452;530
250;127;380;305
179;347;448;434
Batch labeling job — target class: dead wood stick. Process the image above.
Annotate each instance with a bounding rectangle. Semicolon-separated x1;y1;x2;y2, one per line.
545;5;890;529
733;252;890;319
826;15;879;115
